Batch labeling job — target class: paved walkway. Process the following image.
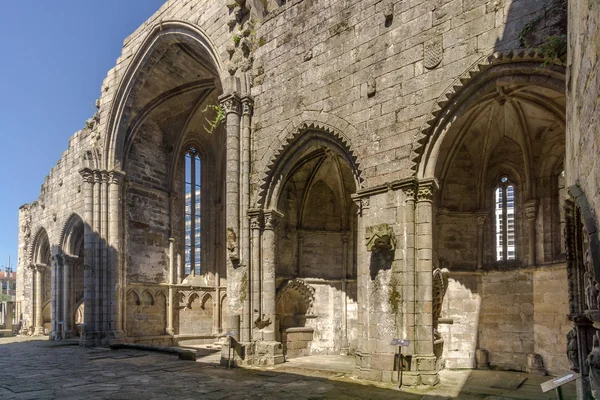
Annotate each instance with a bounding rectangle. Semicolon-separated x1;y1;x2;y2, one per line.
0;337;576;399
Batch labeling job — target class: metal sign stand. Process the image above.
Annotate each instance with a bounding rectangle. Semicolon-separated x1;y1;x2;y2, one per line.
540;372;579;400
390;339;410;388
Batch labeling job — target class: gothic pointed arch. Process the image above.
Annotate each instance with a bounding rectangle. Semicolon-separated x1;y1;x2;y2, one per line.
30;227;51;265
59;213;84;257
103;20;225;171
412;51;566;180
258;117;364;209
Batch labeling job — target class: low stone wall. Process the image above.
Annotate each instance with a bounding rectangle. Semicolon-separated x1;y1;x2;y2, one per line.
283;327;314;359
440;264;569;375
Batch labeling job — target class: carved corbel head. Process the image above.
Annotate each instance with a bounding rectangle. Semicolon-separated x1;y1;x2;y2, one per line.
365;223;396;252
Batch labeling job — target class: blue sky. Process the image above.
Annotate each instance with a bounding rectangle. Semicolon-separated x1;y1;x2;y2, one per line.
0;1;166;270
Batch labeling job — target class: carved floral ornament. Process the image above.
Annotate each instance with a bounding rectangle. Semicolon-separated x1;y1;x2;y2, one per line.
219;93;241;115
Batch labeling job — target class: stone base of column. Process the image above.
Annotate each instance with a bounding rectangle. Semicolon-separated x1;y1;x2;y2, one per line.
34;327;45;336
62;330;77;340
221;340;284;367
103;330;126;346
81;331;100;347
406;355;440;386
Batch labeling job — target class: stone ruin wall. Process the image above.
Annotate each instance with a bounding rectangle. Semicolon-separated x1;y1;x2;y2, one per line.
17;129;93;331
566;1;600;226
440;266;570;375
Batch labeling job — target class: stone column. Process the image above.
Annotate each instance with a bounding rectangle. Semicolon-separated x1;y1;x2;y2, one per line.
240;96;253;266
80;168;96;345
249;210;262;340
524;200;538;266
93;171;102;337
413;181;439;386
219;92;242;265
475;211;487;270
262;210;282;342
34;265;45;335
101;172;110;336
63;256;73;338
167;238;175;336
403;187;416;349
341;231;350;354
50;251;61;339
108;170;125;341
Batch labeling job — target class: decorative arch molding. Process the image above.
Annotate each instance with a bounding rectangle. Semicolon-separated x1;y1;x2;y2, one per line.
276;278;316;315
58;213;84;257
103;20;225;171
29;227;51;265
258;114;364;209
200;293;213;310
412;50;566;180
126;289;141;306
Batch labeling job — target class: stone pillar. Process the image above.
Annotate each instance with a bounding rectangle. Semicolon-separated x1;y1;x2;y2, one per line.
403;187;417;350
524;200;538;266
262;210;281;342
220;92;242;265
108;170;125;341
34;265;45;335
249;210;262;340
80;168;96;345
101;172;110;335
475;211;487;270
220;92;243;340
167;238;175;336
93;171;102;337
341;230;350;354
63;256;73;338
50;251;61;339
413;181;439;386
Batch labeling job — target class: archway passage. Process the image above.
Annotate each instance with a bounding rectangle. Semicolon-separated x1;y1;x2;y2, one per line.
58;214;85;339
425;66;569;374
31;229;51;336
108;24;226;343
273;139;359;358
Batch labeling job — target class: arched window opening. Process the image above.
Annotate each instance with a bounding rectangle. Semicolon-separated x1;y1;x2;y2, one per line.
495;176;516;261
185;147;201;276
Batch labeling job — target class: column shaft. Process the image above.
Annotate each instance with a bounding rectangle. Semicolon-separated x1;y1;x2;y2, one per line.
262;211;280;341
34;267;44;335
80;168;96;344
63;260;71;336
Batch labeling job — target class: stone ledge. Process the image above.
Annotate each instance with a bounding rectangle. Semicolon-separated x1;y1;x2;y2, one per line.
110;343;197;361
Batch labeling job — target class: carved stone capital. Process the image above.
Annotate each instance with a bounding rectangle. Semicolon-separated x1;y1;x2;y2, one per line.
524;200;538;220
108;170;125;185
403;185;417;202
241;96;254;116
342;230;351;244
79;168;95;184
248;209;263;230
219;93;241;115
475;211;488;227
263;210;283;231
417;184;435;202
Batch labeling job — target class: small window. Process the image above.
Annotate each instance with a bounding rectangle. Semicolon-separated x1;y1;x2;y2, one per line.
495;176;516;261
184;147;201;276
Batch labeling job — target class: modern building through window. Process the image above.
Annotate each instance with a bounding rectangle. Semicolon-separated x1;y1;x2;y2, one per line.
185;148;201;276
495;176;516;261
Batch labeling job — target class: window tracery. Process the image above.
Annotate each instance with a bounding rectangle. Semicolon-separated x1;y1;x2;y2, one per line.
185;147;201;276
495;176;516;261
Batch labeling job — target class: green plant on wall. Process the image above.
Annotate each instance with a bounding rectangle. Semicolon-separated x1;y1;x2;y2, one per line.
202;104;225;134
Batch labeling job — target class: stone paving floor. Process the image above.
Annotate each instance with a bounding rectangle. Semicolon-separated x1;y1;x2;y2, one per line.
0;336;577;399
